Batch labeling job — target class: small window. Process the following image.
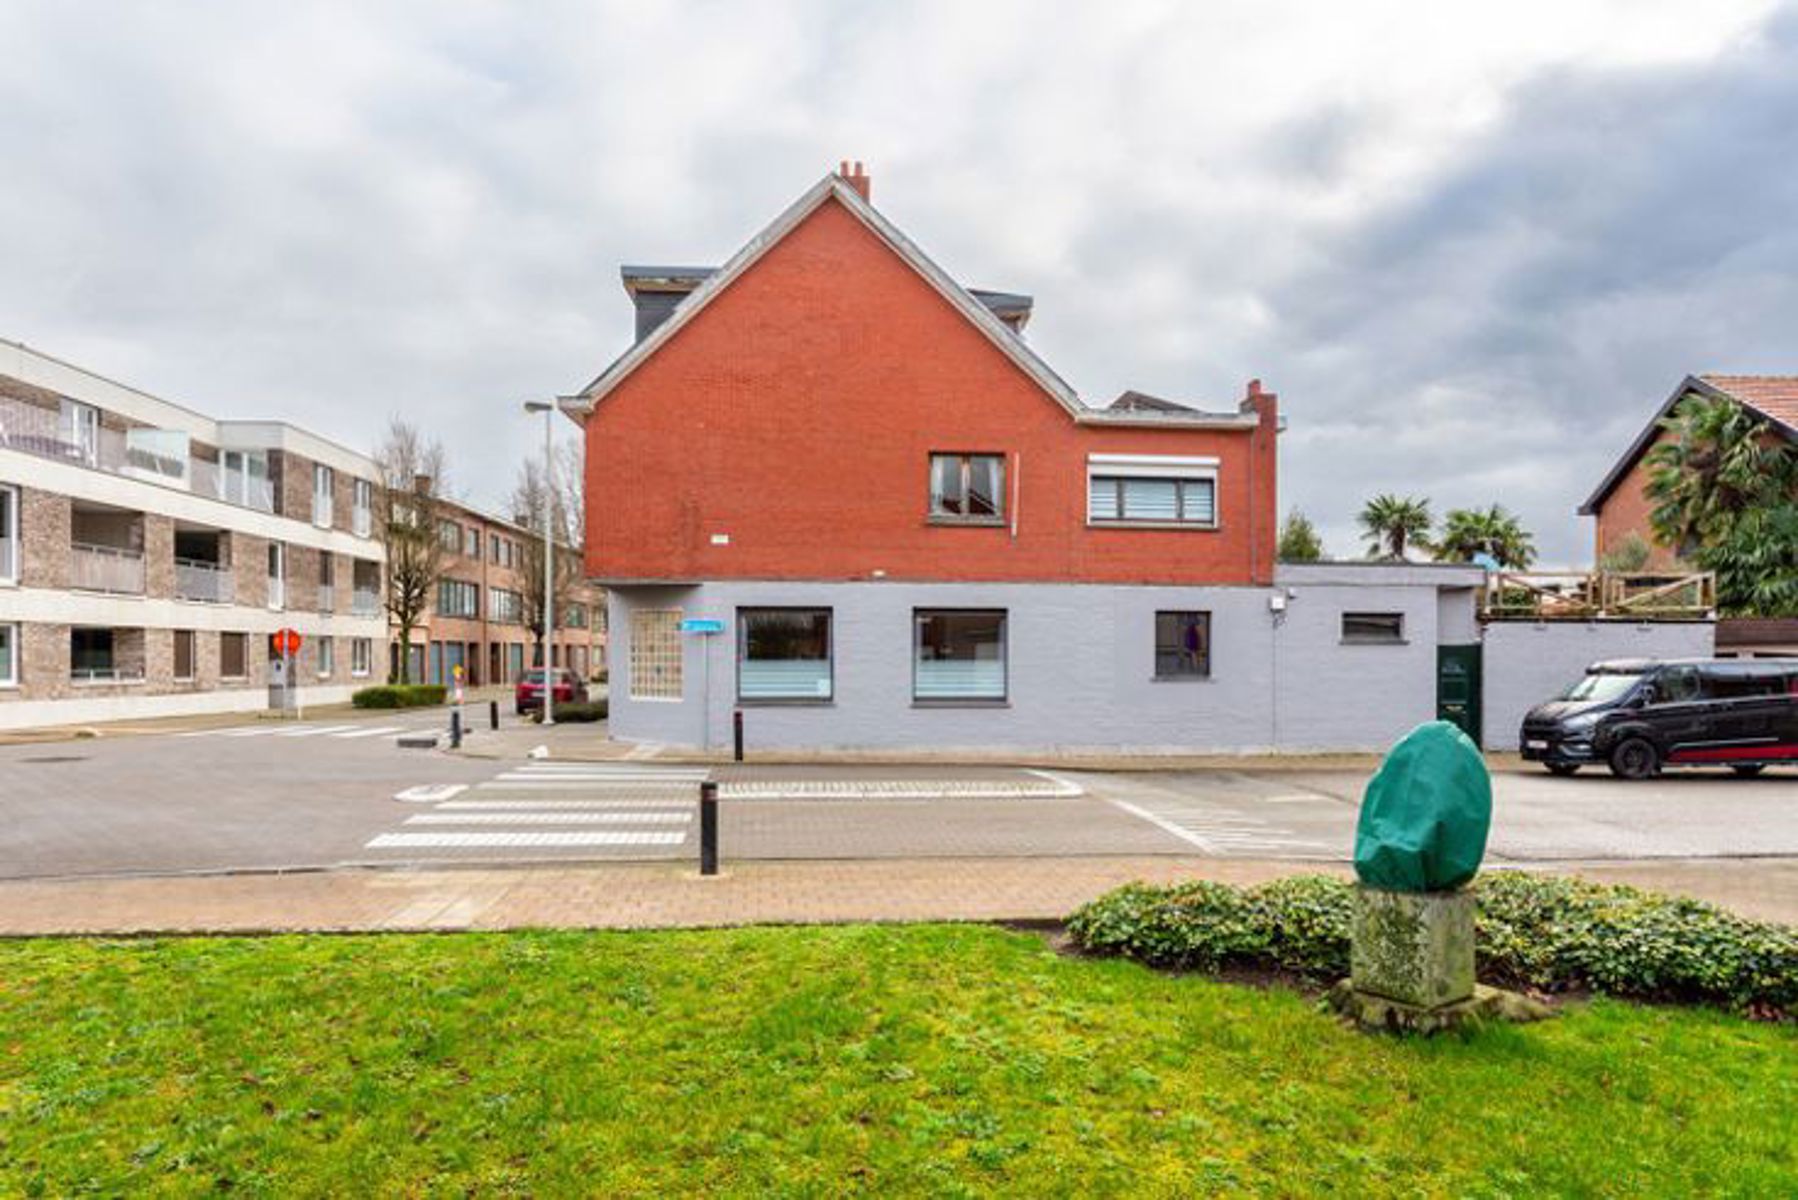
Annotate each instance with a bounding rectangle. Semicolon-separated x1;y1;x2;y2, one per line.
173;630;195;681
464;526;480;558
439;520;461;552
0;484;17;584
351;637;372;677
317;638;334;678
914;609;1006;702
490;533;502;561
1154;611;1211;678
739;608;832;701
928;454;1006;521
220;632;248;679
0;623;17;686
630;609;683;700
1342;612;1405;644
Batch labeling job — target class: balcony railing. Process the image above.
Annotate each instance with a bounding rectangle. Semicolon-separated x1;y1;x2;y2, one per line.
352;587;382;617
70;542;145;595
1;394;275;513
318;584;335;613
71;666;147;684
175;558;235;604
352;508;372;538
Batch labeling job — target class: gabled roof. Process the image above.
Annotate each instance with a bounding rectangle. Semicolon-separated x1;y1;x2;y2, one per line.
567;174;1259;431
1580;374;1798;515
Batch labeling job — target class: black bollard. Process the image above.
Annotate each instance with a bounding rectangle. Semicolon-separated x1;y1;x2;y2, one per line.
699;780;719;876
489;699;499;731
733;708;744;763
450;708;463;749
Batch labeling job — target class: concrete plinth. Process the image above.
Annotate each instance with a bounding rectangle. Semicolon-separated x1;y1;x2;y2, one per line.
1350;885;1475;1010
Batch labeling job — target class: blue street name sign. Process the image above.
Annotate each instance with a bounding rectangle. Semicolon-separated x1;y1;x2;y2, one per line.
680;618;726;635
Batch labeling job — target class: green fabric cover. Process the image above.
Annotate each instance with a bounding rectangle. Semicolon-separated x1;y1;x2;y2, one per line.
1354;720;1492;892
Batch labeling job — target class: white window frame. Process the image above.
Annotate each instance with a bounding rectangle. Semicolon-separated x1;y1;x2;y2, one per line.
352;478;374;538
313;464;334;528
267;542;286;610
1085;454;1219;528
351;637;372;678
0;622;17;687
59;400;100;466
316;637;335;678
0;483;17;585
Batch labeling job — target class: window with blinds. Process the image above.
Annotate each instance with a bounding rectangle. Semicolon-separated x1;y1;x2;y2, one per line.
1086;454;1218;527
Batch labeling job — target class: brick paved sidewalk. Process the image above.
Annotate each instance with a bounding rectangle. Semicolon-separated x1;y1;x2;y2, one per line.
1;856;1792;936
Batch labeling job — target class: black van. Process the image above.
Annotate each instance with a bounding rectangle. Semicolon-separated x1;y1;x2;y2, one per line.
1520;658;1798;779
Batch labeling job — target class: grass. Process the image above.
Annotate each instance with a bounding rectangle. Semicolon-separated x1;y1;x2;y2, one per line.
1;926;1793;1196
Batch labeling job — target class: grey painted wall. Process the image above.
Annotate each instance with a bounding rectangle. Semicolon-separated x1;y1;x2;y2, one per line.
1480;620;1716;750
606;577;1476;753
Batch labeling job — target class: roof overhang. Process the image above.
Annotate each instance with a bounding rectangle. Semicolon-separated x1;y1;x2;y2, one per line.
1579;375;1715;516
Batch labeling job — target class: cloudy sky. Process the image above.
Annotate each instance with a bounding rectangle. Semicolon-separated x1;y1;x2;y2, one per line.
3;0;1794;560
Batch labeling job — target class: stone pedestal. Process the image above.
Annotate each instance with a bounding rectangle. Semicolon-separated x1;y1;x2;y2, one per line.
1350;885;1475;1009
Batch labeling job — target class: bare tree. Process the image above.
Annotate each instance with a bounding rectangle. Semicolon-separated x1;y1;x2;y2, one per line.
376;418;448;684
510;437;583;668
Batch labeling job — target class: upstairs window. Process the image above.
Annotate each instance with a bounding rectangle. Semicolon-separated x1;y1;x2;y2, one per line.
312;464;334;527
463;526;480;558
438;519;460;553
437;578;479;619
0;484;16;584
928;453;1006;522
1087;454;1217;527
352;478;374;537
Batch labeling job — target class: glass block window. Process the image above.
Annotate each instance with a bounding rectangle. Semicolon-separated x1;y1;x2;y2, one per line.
630;609;683;700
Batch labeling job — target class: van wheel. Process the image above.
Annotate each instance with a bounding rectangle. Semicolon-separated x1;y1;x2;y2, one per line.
1731;764;1767;778
1545;763;1580;777
1608;738;1660;780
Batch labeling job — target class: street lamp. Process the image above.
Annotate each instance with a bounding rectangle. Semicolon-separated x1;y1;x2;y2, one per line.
523;399;557;726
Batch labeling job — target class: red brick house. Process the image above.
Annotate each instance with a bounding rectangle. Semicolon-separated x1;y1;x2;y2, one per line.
567;164;1487;752
1582;374;1798;569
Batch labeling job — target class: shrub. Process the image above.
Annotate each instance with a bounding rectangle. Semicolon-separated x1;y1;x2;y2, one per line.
1067;873;1798;1014
352;684;447;709
548;700;607;723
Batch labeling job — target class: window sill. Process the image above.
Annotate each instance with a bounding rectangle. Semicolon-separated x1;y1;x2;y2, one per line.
912;699;1009;709
737;698;834;707
1087;520;1219;532
1151;674;1215;683
926;515;1006;528
1340;639;1409;647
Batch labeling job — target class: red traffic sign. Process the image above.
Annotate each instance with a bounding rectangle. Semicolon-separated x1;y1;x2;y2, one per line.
271;628;303;657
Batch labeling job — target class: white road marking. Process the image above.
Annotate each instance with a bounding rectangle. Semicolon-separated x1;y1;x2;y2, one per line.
335;725;407;739
393;784;469;803
365;831;686;849
403;811;692;825
1101;797;1218;852
438;798;700;810
494;771;707;783
477;780;700;792
223;727;281;738
280;725;361;738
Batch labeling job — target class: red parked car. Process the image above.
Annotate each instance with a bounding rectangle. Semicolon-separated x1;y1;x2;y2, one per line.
515;668;589;715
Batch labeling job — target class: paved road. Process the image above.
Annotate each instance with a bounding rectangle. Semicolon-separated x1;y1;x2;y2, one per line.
3;713;1795;879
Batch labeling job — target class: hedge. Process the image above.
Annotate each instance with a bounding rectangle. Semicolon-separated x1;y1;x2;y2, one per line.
544;700;607;723
351;684;448;709
1067;873;1798;1014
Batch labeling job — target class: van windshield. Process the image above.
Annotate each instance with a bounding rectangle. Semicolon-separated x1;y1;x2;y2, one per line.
1560;673;1641;704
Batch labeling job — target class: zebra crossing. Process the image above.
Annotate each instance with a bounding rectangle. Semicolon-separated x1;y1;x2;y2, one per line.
364;762;708;856
176;720;445;742
1098;782;1342;859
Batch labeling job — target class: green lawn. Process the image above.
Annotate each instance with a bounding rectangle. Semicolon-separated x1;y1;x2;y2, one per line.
2;926;1793;1196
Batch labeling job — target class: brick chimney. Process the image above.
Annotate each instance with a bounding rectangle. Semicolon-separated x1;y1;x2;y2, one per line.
837;159;870;202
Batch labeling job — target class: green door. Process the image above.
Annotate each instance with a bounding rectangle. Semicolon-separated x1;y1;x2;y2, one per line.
1437;644;1482;744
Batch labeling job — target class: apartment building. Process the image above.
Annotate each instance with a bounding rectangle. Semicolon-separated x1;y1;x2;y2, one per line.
397;498;607;688
571;165;1488;753
0;338;388;730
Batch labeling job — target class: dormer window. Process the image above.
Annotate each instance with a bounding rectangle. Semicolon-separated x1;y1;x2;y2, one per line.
928;453;1006;524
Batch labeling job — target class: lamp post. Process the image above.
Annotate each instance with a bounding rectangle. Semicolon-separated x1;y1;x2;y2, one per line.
523;400;556;726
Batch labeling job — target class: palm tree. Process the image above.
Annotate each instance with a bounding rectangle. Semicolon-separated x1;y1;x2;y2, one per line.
1645;394;1773;560
1436;504;1537;569
1358;494;1432;560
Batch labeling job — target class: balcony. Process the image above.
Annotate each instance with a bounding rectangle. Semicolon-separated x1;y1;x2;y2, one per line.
351;588;382;617
70;542;145;595
175;557;235;604
0;394;275;513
